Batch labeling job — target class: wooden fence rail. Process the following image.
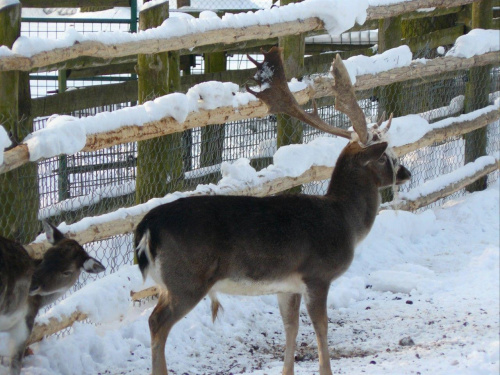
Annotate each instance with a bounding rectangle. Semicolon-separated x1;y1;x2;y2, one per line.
0;0;476;72
1;50;498;176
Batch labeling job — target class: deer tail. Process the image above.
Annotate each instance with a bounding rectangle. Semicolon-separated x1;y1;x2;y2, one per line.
135;229;152;281
208;291;223;323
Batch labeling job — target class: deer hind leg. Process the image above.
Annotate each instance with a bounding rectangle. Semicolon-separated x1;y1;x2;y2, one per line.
304;282;333;375
149;290;205;375
277;293;301;375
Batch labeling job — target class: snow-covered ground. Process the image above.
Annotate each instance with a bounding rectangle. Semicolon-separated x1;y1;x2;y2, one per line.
5;180;497;375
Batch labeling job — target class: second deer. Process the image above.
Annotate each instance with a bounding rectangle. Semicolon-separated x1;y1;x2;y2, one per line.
134;47;411;375
0;221;105;375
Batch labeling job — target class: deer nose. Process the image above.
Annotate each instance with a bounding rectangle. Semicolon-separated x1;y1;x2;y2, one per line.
396;166;411;185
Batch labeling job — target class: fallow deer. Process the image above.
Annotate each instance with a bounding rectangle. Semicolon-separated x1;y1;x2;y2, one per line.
0;221;105;375
134;47;411;375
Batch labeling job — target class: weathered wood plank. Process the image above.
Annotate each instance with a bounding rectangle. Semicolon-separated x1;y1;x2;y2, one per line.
392;159;499;211
0;0;478;72
2;51;498;176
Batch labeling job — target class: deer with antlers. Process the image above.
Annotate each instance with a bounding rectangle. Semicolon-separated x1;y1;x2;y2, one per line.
134;47;411;375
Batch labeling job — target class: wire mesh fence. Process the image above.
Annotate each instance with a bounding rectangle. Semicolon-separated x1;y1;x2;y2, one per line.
1;9;499;322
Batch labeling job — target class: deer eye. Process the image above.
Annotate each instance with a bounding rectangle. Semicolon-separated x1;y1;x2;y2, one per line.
378;155;388;164
62;270;73;277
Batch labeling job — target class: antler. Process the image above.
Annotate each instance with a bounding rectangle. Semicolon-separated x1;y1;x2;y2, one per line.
246;47;352;141
329;54;368;144
371;112;393;142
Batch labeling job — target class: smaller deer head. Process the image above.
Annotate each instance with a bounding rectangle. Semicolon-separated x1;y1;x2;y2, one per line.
29;221;105;305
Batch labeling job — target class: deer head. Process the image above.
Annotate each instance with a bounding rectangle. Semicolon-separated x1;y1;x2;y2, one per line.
29;221;105;306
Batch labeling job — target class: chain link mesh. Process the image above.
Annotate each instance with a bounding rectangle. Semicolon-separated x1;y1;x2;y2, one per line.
1;10;499;322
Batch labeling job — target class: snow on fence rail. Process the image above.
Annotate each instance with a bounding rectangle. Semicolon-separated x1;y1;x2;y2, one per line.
0;0;476;72
1;49;498;175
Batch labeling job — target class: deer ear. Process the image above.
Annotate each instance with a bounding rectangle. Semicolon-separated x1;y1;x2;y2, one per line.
82;257;106;274
361;142;388;165
42;220;66;245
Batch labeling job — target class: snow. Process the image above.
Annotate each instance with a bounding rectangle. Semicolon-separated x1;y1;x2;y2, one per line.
140;0;169;12
306;30;378;45
446;29;500;58
0;125;11;165
5;0;369;58
9;182;498;375
0;0;18;10
38;181;135;220
399;156;497;201
342;45;413;84
386;104;500;148
24;84;256;161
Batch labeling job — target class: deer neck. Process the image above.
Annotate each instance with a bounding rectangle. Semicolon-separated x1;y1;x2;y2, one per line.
326;161;381;241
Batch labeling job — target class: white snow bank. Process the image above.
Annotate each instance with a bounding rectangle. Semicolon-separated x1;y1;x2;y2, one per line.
0;125;11;165
399;156;498;201
273;136;347;177
446;29;500;58
387;104;500;147
343;45;413;84
8;0;368;57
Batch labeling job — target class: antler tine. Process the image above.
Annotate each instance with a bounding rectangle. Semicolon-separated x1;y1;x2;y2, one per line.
246;47;352;140
330;54;369;144
373;111;386;130
384;113;393;133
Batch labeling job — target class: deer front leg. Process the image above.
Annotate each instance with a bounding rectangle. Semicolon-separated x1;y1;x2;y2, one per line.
277;293;301;375
304;282;333;375
7;319;30;375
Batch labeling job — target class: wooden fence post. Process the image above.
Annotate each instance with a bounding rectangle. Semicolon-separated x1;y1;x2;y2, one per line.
464;0;492;192
199;52;226;171
135;1;183;205
57;70;70;201
378;16;402;202
402;12;460;112
0;0;39;242
277;0;304;150
276;0;304;193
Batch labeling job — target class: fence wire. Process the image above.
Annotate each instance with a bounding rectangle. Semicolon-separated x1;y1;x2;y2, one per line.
0;12;499;329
